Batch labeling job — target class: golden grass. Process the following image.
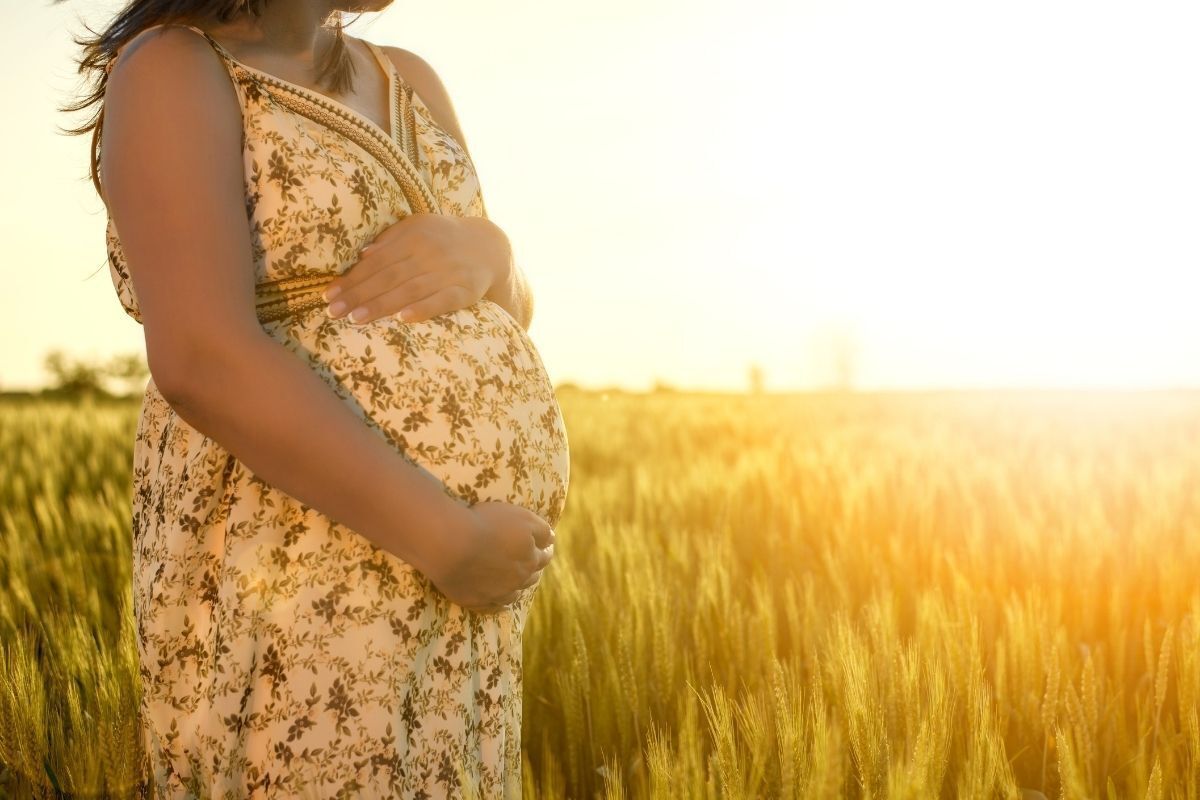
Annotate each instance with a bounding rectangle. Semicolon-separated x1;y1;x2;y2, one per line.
1;390;1198;798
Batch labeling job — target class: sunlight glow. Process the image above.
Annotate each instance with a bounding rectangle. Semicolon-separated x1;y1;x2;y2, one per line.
2;0;1197;391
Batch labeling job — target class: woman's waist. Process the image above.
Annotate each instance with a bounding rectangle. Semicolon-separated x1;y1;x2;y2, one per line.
254;274;525;339
254;274;335;325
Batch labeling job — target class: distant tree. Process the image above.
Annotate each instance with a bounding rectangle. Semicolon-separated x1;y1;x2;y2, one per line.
104;352;150;397
748;362;765;394
41;349;149;398
651;378;677;393
43;350;109;398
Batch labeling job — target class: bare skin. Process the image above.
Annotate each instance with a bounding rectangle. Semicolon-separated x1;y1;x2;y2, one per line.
100;0;552;613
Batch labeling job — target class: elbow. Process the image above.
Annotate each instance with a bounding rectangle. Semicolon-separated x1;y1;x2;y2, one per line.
148;328;263;405
149;346;207;406
150;362;200;408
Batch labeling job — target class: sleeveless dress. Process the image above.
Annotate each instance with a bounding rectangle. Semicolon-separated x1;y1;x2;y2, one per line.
102;24;570;799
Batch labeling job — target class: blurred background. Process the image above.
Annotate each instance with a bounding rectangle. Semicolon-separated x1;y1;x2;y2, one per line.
5;4;1200;797
3;0;1198;395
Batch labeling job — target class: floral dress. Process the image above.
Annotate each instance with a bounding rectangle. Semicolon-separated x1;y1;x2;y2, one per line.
103;23;570;800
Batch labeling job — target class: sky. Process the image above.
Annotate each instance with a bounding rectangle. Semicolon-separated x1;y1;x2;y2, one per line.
3;0;1198;392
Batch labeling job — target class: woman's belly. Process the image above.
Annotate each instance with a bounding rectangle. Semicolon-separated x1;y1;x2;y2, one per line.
265;297;571;531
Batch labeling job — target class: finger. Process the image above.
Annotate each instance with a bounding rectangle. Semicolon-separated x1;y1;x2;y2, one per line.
518;545;551;577
398;285;475;324
465;596;503;613
473;592;520;613
324;238;410;298
530;523;554;550
327;260;421;318
356;223;412;262
353;213;441;267
521;570;542;589
343;273;450;325
332;267;433;324
347;245;398;281
519;544;551;574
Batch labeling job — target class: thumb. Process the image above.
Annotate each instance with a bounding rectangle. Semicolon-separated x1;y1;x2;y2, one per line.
531;524;554;550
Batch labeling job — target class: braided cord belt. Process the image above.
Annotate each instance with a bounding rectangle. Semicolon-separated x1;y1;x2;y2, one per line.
255;274;336;324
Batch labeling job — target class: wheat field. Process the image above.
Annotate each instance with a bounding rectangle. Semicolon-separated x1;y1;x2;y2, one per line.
1;389;1198;798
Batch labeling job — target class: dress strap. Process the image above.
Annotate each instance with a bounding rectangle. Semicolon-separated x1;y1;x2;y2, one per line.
361;40;397;82
105;23;234;75
179;24;238;61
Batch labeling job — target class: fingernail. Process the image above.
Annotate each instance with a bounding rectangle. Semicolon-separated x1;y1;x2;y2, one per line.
327;300;347;317
323;285;342;302
349;306;369;323
398;307;411;322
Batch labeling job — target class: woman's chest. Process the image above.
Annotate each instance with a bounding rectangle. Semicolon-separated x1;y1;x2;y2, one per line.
232;70;488;283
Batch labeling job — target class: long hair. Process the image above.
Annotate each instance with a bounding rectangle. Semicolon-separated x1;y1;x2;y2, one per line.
54;0;364;199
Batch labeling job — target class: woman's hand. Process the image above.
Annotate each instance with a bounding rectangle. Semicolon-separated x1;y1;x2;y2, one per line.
424;500;556;613
323;212;512;325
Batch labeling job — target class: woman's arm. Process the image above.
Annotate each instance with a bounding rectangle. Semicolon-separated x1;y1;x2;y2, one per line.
479;225;535;330
100;26;483;579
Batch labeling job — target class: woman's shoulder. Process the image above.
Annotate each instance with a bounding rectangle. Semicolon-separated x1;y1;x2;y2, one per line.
106;23;225;78
100;25;244;203
104;23;242;120
102;25;241;129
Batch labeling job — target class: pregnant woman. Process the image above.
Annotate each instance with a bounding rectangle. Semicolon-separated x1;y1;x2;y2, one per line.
76;0;570;796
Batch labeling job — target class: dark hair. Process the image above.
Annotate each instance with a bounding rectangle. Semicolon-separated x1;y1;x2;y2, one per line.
54;0;364;199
